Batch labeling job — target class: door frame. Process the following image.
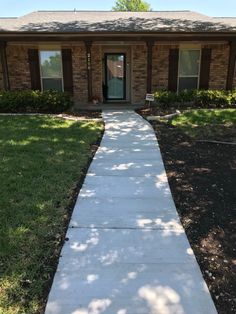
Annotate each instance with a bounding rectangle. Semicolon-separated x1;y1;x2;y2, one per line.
104;52;126;101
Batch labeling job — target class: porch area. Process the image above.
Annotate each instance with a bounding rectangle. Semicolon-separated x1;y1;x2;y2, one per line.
1;37;236;106
74;102;145;110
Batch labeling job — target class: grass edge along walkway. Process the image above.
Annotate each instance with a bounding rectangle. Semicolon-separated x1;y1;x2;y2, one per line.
0;115;103;314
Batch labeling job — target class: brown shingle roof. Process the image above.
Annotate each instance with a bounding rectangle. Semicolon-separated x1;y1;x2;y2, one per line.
0;11;236;33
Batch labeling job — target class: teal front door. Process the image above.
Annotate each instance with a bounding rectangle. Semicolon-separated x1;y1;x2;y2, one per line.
105;53;126;100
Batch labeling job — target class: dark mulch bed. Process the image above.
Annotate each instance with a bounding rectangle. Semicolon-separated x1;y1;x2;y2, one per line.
151;121;236;314
138;105;178;116
138;106;235;118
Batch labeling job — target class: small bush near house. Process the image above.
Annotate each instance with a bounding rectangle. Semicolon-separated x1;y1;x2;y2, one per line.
0;90;73;113
154;89;236;108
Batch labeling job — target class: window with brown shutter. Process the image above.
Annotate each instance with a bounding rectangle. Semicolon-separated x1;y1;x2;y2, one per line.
199;48;212;90
28;49;41;90
168;48;179;92
62;49;73;94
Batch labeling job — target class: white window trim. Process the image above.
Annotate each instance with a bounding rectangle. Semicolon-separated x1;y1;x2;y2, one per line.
39;49;64;92
177;48;201;93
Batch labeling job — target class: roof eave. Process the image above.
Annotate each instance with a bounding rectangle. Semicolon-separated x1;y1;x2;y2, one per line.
0;31;236;42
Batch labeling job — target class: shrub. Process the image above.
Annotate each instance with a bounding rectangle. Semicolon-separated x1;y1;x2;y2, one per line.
229;89;236;105
154;89;236;108
194;90;232;106
154;90;179;106
0;90;73;113
178;89;196;103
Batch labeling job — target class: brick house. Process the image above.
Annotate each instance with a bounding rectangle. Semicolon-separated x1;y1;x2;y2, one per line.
0;10;236;105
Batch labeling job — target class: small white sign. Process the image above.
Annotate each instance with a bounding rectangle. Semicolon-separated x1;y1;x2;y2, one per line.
146;93;155;102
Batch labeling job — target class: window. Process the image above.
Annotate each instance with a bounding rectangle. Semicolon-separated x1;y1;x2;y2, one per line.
178;49;201;92
39;51;63;91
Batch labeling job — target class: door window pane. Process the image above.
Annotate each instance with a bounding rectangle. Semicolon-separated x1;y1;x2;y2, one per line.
106;54;125;100
179;50;200;76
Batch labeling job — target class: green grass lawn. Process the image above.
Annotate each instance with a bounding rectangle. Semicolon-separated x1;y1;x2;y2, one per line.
0;116;103;314
170;108;236;139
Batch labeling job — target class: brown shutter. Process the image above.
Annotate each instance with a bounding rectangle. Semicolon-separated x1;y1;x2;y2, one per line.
28;49;41;90
226;41;236;90
168;48;179;92
62;49;73;94
199;48;212;90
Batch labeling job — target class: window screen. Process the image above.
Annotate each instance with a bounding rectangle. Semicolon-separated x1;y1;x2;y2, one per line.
40;51;63;92
178;50;200;92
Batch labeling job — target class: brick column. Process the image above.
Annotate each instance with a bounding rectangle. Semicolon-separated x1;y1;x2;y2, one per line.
0;41;10;90
226;41;236;90
85;41;93;101
146;40;154;94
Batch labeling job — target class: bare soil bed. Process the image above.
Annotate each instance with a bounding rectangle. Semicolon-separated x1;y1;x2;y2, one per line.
150;121;236;314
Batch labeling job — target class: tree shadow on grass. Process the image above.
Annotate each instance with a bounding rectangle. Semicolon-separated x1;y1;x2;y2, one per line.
0;115;103;313
172;109;236;128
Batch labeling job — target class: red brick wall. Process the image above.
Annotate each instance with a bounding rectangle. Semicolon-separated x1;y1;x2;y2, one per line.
152;44;232;92
152;44;179;91
91;45;103;101
71;45;88;103
66;44;103;103
3;44;89;104
7;45;31;90
208;44;229;90
2;42;236;105
152;43;232;92
152;45;168;91
132;44;147;103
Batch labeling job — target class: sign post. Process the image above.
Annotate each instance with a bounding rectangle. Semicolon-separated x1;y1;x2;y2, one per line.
145;93;155;107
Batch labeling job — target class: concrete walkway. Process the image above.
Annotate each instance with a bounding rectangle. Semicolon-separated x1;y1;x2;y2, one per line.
45;110;217;314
